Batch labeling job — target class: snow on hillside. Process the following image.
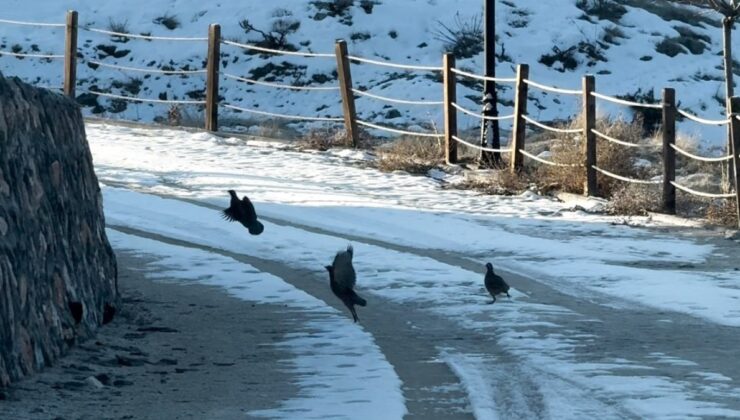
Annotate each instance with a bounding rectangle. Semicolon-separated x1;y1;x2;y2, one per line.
0;0;733;147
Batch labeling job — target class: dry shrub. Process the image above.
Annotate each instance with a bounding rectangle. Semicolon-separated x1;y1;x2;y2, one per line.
674;133;724;176
607;183;661;215
537;114;652;197
706;199;738;227
297;126;377;150
449;169;532;195
376;136;444;174
297;127;350;150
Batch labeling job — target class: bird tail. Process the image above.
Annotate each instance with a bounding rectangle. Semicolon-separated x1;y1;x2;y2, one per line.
248;221;264;235
351;291;367;307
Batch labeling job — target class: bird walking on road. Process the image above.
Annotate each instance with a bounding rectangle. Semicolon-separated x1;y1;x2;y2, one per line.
326;245;367;322
484;262;510;304
222;190;264;235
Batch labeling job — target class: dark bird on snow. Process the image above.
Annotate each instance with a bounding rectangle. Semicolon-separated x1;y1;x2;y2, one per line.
222;190;264;235
325;245;367;323
484;262;511;304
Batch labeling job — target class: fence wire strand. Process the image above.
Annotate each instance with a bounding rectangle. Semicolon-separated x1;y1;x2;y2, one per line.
223;103;343;122
591;91;662;109
449;67;516;83
676;109;731;126
352;88;443;105
86;60;206;74
451;102;515;121
523;79;582;96
670;181;736;198
523;115;581;134
592;165;662;184
348;55;442;72
451;135;511;153
83;27;208;41
519;149;582;167
221;40;334;58
223;73;339;91
357;120;444;138
0;18;64;27
670;143;734;162
0;50;63;59
592;129;658;149
81;89;206;104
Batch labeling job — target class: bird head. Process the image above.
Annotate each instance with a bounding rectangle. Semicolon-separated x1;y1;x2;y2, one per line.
227;190;238;199
485;262;494;272
324;265;334;280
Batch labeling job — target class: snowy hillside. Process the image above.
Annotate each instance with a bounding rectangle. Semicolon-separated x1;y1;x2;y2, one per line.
0;0;734;146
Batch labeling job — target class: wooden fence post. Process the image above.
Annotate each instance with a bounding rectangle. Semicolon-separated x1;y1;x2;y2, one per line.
443;53;457;164
662;87;676;215
205;23;221;132
583;75;597;196
63;10;78;98
729;96;740;228
510;64;529;173
335;40;358;147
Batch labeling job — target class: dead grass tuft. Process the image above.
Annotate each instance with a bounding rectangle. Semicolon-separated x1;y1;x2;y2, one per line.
449;169;532;195
297;126;377;150
607;183;661;215
706;199;738;228
376;136;444;174
536;114;654;197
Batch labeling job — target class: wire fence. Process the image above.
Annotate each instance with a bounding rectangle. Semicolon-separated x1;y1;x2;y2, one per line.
1;12;739;225
451;135;511;153
223;103;343;122
86;60;207;75
223;73;339;91
221;39;334;58
82;26;208;42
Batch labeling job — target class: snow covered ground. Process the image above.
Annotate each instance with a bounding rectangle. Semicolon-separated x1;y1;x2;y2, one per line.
0;0;734;148
108;231;406;419
89;122;740;418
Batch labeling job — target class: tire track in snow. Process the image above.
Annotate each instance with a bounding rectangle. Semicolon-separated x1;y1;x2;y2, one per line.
101;183;740;417
108;225;478;419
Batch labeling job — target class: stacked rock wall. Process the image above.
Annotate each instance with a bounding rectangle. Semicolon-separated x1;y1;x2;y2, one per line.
0;74;117;386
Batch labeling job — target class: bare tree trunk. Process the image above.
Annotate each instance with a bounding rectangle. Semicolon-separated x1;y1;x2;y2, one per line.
723;16;735;191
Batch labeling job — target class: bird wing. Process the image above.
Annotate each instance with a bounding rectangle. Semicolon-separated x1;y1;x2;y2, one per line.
222;206;239;222
487;273;509;293
241;196;259;224
332;249;356;289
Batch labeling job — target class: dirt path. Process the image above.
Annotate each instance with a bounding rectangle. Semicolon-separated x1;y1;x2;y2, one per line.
6;186;740;418
108;226;478;419
1;250;299;420
110;190;740;415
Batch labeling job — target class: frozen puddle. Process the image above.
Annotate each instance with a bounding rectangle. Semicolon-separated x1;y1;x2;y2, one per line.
107;230;406;420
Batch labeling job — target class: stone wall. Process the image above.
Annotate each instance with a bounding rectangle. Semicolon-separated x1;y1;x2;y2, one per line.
0;74;118;386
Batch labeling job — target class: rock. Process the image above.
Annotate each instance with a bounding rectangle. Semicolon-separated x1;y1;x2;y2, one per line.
0;74;118;386
94;373;111;385
725;230;740;241
555;192;608;213
85;375;105;389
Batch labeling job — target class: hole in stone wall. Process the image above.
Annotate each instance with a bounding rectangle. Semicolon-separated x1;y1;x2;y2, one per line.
103;303;116;325
68;301;83;324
